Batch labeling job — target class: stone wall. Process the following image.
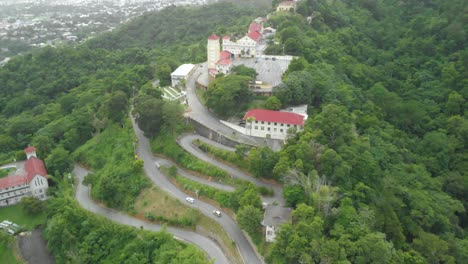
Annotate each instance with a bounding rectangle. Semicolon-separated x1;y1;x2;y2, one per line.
187;118;255;148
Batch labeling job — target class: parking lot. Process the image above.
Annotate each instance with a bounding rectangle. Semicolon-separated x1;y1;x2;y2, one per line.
0;219;21;235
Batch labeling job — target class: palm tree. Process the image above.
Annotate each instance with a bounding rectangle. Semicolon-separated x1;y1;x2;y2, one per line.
247;116;256;136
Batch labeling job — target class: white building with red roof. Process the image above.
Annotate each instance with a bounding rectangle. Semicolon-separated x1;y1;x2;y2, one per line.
243;109;307;140
215;50;233;75
0;147;49;207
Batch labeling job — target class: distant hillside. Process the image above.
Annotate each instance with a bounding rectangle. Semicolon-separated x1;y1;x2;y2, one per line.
87;2;263;50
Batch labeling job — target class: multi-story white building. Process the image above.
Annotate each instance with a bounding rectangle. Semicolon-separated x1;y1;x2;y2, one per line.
243;109;306;140
207;34;220;69
0;147;49;207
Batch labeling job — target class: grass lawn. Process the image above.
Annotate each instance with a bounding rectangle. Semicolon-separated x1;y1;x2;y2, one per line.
134;185;196;222
0;204;46;230
134;185;243;264
0;233;23;264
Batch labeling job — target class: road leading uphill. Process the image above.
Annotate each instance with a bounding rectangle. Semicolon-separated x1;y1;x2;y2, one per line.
73;165;229;264
130;116;264;264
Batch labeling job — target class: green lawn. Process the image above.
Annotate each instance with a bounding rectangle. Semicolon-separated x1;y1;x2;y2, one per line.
0;204;46;230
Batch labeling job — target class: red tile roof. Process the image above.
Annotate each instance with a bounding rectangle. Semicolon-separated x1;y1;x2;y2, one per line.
249;22;262;34
208;34;219;40
217;58;232;65
219;50;232;60
0;175;28;190
24;157;47;181
223;36;231;40
243;109;305;126
247;31;261;42
24;146;36;153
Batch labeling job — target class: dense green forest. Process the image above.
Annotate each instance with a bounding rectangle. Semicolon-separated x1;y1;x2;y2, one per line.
263;0;467;263
0;3;265;263
0;0;466;263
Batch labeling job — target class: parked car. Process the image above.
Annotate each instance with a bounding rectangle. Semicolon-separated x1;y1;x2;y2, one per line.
185;197;195;203
212;210;222;217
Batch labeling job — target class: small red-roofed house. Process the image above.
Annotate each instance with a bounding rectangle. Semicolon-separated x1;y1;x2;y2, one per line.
243;109;306;140
248;22;263;34
0;147;49;207
215;50;233;74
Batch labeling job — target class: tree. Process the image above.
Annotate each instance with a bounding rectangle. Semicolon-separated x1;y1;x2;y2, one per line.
231;65;257;79
45;146;73;176
204;75;252;117
283;185;306;207
237;205;263;235
264;96;282;110
106;91;128;122
21;196;44;215
134;98;164;138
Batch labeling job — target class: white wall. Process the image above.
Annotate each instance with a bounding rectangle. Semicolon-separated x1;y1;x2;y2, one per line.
29;175;48;200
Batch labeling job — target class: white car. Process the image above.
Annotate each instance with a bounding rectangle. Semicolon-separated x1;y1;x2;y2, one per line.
212;210;222;217
185;197;195;203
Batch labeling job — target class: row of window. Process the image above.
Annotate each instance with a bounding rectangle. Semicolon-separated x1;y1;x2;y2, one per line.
0;194;45;206
0;188;31;198
0;183;28;192
254;126;284;133
254;120;295;127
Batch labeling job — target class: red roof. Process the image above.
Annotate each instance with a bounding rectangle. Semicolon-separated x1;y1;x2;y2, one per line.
249;22;262;34
24;157;47;181
247;31;261;42
217;58;232;65
0;175;28;189
24;146;36;153
208;34;219;40
219;51;232;60
223;36;231;40
243;109;305;126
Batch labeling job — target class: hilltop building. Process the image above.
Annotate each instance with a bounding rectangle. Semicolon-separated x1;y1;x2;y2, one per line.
276;1;297;12
171;63;195;87
243;108;307;140
0;147;49;207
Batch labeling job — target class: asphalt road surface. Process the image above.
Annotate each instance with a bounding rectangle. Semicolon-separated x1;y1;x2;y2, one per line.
73;165;229;264
178;134;285;207
130;116;264;264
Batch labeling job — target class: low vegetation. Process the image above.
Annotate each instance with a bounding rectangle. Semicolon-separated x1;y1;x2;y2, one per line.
74;123;149;211
151;133;230;180
0;204;46;230
0;233;22;264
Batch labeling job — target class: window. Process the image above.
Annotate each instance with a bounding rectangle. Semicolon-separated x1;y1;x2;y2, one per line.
267;127;271;131
261;127;264;131
268;122;271;125
254;126;258;129
261;121;264;124
280;124;284;127
287;124;290;127
280;129;283;132
274;122;277;126
255;121;258;124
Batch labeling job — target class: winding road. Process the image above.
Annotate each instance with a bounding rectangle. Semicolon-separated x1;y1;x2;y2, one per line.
71;65;288;264
73;165;228;264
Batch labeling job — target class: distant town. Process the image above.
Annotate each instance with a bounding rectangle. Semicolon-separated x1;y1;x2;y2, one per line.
0;0;218;63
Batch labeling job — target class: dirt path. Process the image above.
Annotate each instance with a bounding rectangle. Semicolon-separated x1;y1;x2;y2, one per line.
18;229;55;264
